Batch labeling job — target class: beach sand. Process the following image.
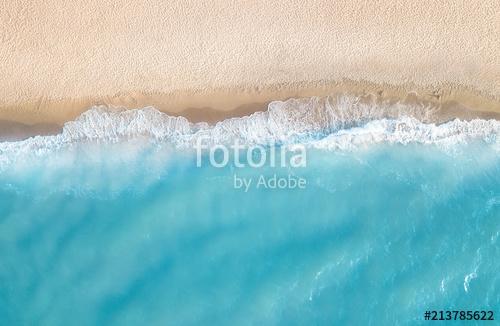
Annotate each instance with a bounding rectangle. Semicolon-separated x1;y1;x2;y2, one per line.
1;0;499;135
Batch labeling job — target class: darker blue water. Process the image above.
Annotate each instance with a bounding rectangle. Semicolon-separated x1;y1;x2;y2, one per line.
0;143;499;325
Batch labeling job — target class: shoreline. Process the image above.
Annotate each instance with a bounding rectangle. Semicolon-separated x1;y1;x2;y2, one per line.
2;79;500;124
1;80;499;141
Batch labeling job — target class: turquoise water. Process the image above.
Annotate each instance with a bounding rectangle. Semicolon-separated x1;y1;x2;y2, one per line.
0;103;499;325
0;142;499;325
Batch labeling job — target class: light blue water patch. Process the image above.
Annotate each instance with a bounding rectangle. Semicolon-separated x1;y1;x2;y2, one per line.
0;140;499;325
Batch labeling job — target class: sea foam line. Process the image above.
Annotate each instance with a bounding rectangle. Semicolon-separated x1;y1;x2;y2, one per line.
0;95;498;155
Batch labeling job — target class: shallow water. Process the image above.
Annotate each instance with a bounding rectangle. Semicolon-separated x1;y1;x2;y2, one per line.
0;99;499;325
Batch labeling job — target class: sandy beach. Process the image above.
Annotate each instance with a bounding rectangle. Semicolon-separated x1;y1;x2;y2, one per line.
1;0;499;134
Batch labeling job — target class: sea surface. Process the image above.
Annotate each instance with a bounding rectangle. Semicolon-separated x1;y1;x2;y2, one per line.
0;96;499;325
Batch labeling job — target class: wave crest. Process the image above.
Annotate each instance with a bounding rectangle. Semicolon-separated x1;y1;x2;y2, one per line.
0;95;498;154
308;117;499;151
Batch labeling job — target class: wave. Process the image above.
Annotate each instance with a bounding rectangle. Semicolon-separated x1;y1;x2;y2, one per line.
0;95;498;155
307;117;499;151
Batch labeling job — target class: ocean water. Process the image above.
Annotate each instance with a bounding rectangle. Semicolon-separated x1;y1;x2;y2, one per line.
0;96;499;325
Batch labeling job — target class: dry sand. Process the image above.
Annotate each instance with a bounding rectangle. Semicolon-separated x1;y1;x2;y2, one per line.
1;0;499;129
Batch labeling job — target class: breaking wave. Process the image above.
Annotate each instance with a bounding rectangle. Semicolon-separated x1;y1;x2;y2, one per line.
0;95;498;155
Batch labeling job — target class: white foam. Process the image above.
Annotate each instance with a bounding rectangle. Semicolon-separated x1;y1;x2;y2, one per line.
0;95;498;157
307;117;499;151
464;272;478;293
